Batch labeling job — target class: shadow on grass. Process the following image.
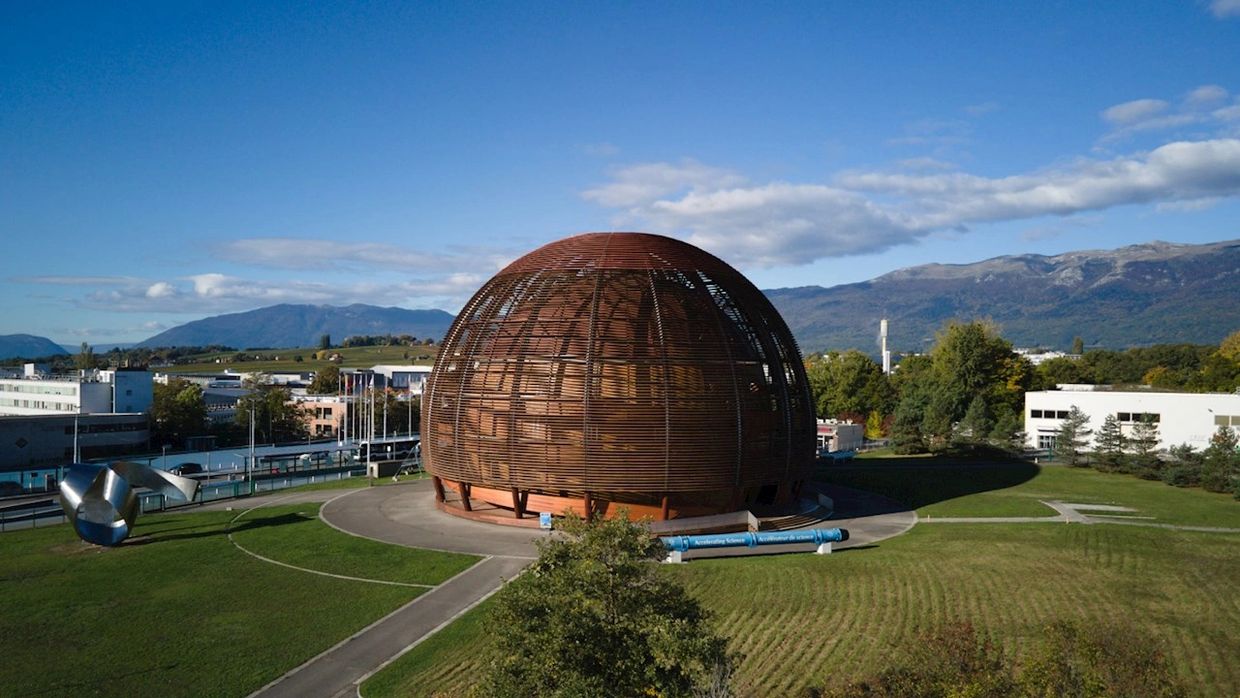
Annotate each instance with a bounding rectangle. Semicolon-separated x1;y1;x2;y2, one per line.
129;511;312;545
818;457;1041;516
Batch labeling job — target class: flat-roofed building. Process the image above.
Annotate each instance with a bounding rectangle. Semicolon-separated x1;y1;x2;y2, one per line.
367;365;433;394
0;413;150;472
1025;385;1240;452
0;366;152;416
293;394;348;438
816;419;864;453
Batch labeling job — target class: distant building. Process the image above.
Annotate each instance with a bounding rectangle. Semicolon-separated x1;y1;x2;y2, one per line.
817;419;864;453
1024;385;1240;451
0;413;150;473
367;365;433;394
0;365;153;416
293;394;348;438
1015;349;1081;366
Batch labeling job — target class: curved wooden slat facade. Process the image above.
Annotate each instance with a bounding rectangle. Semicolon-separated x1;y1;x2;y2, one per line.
422;232;815;520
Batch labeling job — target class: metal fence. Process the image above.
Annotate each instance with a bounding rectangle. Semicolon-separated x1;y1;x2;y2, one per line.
0;464;369;533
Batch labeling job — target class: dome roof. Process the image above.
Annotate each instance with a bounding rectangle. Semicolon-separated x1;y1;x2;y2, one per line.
422;232;814;507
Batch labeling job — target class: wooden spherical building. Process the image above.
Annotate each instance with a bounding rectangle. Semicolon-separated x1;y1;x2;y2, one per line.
422;232;815;523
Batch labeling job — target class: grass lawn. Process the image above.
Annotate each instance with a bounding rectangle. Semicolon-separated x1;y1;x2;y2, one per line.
820;458;1240;526
362;463;1240;697
363;596;501;698
362;524;1240;697
0;502;479;698
231;503;475;584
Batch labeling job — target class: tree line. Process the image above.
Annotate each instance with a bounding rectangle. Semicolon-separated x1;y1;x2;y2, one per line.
806;323;1240;457
1053;406;1240;497
150;366;421;450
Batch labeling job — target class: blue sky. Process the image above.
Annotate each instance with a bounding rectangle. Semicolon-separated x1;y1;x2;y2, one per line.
3;1;1239;344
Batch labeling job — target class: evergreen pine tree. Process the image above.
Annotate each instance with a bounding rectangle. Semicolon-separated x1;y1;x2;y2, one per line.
1093;414;1128;472
1127;416;1161;478
1201;425;1240;494
1054;406;1091;466
958;395;993;446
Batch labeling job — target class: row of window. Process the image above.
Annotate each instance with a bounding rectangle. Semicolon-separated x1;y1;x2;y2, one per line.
1214;415;1240;427
0;382;78;396
60;422;146;434
0;398;76;412
1029;409;1070;419
1029;409;1161;423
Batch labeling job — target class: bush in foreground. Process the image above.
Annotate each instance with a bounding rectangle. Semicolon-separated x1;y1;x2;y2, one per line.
476;513;735;698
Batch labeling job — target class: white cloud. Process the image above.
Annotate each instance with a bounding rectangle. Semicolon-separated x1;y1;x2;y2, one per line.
583;139;1240;267
1210;0;1240;18
896;157;957;171
1098;86;1236;143
32;268;482;316
581;159;746;207
1185;84;1229;107
213;237;511;274
1101;99;1168;126
10;275;139;285
145;282;176;299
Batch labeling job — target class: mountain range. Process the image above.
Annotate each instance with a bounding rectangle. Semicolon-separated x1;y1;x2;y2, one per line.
0;334;69;361
7;239;1238;358
765;239;1240;353
135;304;455;349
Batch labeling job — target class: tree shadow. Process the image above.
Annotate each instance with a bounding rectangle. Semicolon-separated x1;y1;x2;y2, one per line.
817;456;1041;518
127;511;312;545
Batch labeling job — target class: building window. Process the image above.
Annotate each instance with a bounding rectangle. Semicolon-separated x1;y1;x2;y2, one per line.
1056;410;1069;419
1037;434;1056;449
1118;412;1131;422
1031;409;1043;418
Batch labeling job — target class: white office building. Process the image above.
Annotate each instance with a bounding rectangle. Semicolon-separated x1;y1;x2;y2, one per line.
368;365;433;394
0;365;153;416
1025;385;1240;452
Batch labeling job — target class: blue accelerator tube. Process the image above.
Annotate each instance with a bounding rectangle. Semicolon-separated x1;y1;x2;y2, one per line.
660;527;849;553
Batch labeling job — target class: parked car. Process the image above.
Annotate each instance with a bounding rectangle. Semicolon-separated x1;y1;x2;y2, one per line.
170;463;203;476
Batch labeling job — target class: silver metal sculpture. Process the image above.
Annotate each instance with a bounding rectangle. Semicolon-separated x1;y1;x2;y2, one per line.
59;461;200;546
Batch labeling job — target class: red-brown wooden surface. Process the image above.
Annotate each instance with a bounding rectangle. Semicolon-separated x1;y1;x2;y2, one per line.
422;232;814;501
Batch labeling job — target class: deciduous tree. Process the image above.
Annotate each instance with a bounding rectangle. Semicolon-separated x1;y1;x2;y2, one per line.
150;378;208;447
805;350;894;421
478;514;734;697
235;374;308;444
307;365;341;395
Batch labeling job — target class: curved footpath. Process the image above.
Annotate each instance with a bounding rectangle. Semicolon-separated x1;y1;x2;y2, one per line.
245;480;916;698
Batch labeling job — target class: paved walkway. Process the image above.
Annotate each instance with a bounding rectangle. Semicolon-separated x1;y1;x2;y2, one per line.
242;482;541;698
921;499;1240;533
236;480;916;698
